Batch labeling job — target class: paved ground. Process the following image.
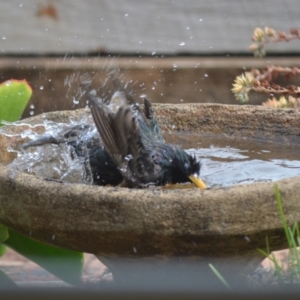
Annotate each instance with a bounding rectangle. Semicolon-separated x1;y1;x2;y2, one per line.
0;247;297;288
0;248;112;287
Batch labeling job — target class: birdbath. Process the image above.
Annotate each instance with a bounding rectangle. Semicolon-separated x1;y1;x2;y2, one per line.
1;103;300;286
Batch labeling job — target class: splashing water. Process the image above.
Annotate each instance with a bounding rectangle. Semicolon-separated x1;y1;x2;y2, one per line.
4;112;97;184
2;120;300;188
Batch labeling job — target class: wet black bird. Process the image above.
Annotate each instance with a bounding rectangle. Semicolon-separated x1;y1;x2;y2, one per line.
88;91;206;188
22;82;206;189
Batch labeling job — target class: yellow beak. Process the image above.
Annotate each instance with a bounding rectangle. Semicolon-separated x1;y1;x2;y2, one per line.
189;175;206;189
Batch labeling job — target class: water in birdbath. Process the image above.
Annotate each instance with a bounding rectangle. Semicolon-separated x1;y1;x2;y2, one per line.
164;132;300;188
2;117;300;189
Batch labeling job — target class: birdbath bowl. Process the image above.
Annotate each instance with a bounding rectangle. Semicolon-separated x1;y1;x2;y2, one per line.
1;103;300;280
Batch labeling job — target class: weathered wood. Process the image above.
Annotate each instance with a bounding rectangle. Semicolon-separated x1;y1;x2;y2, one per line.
0;1;299;55
1;57;300;120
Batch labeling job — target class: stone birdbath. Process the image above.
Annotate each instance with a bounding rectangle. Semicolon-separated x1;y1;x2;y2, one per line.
1;103;300;285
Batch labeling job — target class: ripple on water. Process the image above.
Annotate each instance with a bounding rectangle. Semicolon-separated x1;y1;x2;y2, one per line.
169;133;300;188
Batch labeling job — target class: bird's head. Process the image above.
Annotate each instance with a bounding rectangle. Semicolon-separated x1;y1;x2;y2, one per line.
151;145;206;189
173;147;206;189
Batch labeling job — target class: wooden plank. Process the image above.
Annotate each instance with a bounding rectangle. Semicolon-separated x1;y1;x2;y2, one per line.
0;0;299;55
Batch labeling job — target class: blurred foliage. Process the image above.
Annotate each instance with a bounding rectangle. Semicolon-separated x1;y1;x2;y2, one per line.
0;79;84;287
233;27;300;107
0;79;32;126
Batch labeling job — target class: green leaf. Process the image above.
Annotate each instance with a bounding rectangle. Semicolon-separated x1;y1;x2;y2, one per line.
0;268;17;288
0;79;32;126
0;224;9;257
0;244;6;257
208;263;232;290
0;224;9;243
4;230;83;285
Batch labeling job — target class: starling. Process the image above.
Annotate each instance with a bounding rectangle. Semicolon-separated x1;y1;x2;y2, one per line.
21;83;206;189
88;91;206;189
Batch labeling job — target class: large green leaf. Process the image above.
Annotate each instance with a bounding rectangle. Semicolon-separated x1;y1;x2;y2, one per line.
0;79;84;285
0;79;32;260
0;224;8;243
4;230;83;285
0;82;29;261
0;224;9;257
0;244;6;257
0;79;32;126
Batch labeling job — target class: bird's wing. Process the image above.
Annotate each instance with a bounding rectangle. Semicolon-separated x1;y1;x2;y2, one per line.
89;92;146;182
107;72;163;144
89;92;122;164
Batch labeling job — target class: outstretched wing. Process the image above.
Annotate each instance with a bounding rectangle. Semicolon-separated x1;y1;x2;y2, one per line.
89;92;148;184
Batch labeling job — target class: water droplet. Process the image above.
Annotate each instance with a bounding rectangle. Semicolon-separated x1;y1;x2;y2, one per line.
199;18;203;22
204;74;208;78
152;51;156;55
52;234;56;240
19;3;23;7
133;247;137;254
2;36;7;40
125;154;133;161
244;235;250;242
152;86;155;90
173;63;177;68
5;80;11;86
186;27;190;30
139;41;143;44
30;111;34;116
30;104;35;109
124;13;129;17
179;42;185;46
120;167;127;173
39;86;44;90
73;97;79;105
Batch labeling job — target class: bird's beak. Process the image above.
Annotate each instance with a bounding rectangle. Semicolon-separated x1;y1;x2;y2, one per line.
189;175;206;189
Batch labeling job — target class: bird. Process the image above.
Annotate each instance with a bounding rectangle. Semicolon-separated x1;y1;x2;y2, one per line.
22;78;206;189
88;89;206;189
